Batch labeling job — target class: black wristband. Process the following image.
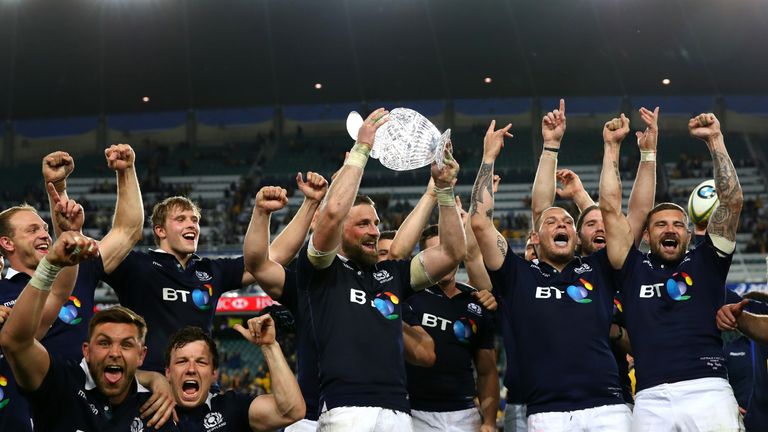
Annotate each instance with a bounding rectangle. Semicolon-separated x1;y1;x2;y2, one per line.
543;146;559;153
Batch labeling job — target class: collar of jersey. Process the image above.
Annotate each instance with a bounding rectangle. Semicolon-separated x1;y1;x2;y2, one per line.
535;255;582;275
5;267;27;280
80;358;149;394
646;250;686;268
148;248;201;262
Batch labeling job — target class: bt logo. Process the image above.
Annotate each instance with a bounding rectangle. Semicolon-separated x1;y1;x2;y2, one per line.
349;289;400;320
421;313;478;343
0;375;8;409
566;278;594;304
666;272;693;301
58;295;83;325
162;284;215;310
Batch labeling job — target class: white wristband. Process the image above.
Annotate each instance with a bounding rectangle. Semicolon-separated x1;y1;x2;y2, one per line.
640;151;656;162
29;257;63;292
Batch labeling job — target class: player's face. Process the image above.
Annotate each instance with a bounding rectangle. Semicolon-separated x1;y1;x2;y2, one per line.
341;204;380;267
425;235;457;284
157;206;200;256
645;209;690;263
524;237;537;261
377;238;393;262
4;211;51;271
534;208;577;264
578;208;606;256
84;323;146;405
166;340;217;409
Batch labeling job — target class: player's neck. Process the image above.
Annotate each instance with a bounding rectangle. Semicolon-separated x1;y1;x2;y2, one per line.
8;256;35;277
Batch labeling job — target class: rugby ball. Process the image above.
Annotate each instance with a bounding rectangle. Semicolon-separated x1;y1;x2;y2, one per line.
687;179;719;226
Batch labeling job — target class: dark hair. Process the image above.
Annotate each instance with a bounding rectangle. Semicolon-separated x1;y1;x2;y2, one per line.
379;230;397;241
644;202;688;230
88;306;147;344
743;291;768;303
576;205;600;233
150;196;202;246
418;224;439;251
353;195;375;207
165;326;219;370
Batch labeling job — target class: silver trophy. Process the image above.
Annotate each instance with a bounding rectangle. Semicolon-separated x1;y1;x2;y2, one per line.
346;108;451;171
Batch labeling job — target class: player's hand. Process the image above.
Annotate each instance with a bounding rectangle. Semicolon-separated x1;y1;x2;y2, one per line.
42;151;75;186
104;143;136;171
234;314;276;346
356;108;389;151
603;114;631;146
492;174;501;194
480;424;496;432
472;290;498;311
255;186;288;214
555;169;586;201
483;120;513;162
47;182;85;232
0;305;11;327
431;143;460;189
716;299;748;331
296;171;328;202
542;98;566;145
636;106;660;151
140;372;178;428
46;232;99;267
688;113;722;142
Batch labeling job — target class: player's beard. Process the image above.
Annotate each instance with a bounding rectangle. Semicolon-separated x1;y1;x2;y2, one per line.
343;235;378;267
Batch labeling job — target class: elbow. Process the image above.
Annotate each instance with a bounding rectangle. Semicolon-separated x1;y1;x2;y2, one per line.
128;226;144;244
281;397;306;425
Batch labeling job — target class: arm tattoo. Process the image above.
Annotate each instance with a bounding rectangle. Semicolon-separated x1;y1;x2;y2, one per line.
708;149;742;241
470;162;495;218
496;233;508;258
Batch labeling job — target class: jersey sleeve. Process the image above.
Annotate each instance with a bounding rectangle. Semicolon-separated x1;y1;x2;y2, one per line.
20;353;72;414
102;250;140;296
402;300;420;326
486;243;521;298
214;256;246;295
697;234;734;279
477;309;496;350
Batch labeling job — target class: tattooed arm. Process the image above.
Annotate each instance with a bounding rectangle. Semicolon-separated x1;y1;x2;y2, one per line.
599;114;634;270
689;113;743;253
531;99;566;228
470;120;513;271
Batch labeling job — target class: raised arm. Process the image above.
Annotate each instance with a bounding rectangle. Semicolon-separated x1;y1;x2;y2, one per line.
599;114;634;270
627;107;659;246
470;120;513;271
388;177;437;260
556;169;596;213
413;147;466;290
42;151;76;237
243;187;290;298
460;191;492;292
267;172;328;266
689;114;743;250
0;233;98;392
98;144;145;274
234;314;306;431
531;99;566;227
310;108;389;267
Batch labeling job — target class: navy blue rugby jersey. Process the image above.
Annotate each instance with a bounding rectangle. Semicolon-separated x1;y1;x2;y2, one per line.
403;283;495;412
488;247;624;415
0;271;36;432
499;312;524;404
296;245;414;412
743;299;768;431
104;250;244;372
610;294;633;404
277;259;321;421
23;354;178;432
615;234;732;392
176;391;253;432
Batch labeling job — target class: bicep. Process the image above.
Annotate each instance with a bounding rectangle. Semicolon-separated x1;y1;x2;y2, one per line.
248;394;290;431
98;229;136;274
602;210;633;270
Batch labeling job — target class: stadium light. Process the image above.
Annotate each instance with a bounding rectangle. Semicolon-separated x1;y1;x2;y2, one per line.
483;77;492;84
662;78;671;85
142;96;150;103
314;83;323;90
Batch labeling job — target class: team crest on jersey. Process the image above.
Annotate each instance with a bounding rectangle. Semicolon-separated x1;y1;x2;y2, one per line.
467;303;482;316
373;270;393;283
195;270;212;281
130;417;144;432
573;263;592;274
203;411;226;430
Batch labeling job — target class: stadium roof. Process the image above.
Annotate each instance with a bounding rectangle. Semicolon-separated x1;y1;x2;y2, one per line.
0;0;765;119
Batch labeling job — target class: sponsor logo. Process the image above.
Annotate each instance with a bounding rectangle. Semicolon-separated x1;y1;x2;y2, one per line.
58;295;83;325
373;292;400;320
192;284;215;310
0;375;9;409
453;317;478;344
666;272;693;301
566;278;594;304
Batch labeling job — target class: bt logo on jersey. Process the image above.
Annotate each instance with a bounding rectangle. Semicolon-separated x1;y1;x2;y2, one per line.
349;288;400;320
421;313;478;343
535;286;564;299
639;272;694;301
